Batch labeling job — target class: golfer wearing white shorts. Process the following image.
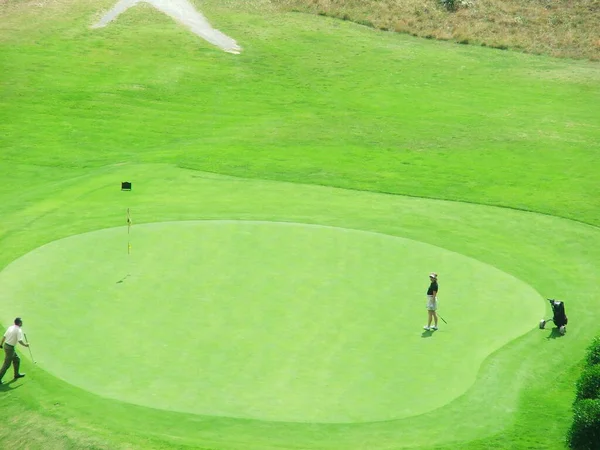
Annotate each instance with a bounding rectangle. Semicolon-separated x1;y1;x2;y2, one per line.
424;273;439;331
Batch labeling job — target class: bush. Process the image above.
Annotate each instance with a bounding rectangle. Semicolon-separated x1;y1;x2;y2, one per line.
439;0;475;11
439;0;458;11
586;335;600;367
568;399;600;450
575;364;600;401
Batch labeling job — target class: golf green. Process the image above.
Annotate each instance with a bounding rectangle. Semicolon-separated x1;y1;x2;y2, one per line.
0;220;542;423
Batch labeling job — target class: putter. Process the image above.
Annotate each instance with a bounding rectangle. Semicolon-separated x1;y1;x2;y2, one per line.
24;333;36;364
438;314;448;324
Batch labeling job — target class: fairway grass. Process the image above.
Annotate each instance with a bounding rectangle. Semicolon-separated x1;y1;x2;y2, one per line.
1;0;599;448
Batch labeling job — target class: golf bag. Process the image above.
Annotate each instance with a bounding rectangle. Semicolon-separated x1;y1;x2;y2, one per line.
539;299;568;335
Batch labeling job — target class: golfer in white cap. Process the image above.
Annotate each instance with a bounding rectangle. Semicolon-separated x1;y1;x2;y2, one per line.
424;273;439;331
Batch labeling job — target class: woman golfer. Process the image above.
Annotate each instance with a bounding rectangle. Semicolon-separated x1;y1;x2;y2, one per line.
424;273;439;331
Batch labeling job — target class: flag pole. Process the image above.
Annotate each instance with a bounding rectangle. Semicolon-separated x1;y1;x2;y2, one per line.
127;208;131;254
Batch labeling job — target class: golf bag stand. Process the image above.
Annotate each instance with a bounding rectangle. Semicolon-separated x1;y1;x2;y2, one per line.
539;299;568;335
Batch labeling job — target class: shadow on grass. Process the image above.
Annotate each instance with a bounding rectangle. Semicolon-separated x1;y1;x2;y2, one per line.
0;379;25;392
116;273;130;284
421;330;435;338
546;327;566;340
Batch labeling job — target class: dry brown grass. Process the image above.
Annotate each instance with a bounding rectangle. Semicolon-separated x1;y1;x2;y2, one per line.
276;0;600;60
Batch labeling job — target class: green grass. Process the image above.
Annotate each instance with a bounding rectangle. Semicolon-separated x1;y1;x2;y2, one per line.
0;164;598;449
1;218;542;423
0;1;599;449
2;1;599;224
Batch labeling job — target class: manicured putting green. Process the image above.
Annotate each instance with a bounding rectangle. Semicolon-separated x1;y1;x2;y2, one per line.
0;220;542;423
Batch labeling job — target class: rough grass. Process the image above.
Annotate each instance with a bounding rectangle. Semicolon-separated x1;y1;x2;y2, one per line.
277;0;600;60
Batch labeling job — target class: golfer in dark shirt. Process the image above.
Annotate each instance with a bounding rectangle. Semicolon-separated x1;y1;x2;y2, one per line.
424;273;439;331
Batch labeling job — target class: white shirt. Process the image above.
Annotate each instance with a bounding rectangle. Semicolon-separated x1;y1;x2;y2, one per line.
3;325;24;346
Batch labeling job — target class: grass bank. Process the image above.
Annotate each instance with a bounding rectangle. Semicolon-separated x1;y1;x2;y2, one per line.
279;0;600;60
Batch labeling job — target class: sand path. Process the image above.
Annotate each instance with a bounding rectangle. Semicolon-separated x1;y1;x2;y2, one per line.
92;0;242;54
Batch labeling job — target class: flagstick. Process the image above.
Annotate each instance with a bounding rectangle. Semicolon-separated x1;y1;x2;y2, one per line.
127;208;131;254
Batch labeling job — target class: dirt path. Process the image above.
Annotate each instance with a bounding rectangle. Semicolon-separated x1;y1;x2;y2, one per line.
92;0;242;54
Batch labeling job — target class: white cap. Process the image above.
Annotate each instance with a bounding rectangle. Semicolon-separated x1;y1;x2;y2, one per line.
429;273;438;279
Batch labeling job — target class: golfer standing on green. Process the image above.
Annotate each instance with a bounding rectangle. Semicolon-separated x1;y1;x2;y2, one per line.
424;273;439;331
0;317;29;384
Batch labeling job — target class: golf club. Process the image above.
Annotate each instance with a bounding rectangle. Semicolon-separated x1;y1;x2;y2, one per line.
438;314;448;324
24;333;36;364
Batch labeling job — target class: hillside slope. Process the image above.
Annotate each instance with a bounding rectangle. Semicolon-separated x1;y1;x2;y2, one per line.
279;0;600;60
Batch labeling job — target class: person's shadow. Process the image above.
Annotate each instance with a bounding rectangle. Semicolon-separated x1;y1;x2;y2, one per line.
0;379;24;392
421;329;435;338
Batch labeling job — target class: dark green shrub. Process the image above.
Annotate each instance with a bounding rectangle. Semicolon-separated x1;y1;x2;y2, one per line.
439;0;457;11
575;364;600;401
439;0;474;12
586;336;600;367
568;399;600;450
